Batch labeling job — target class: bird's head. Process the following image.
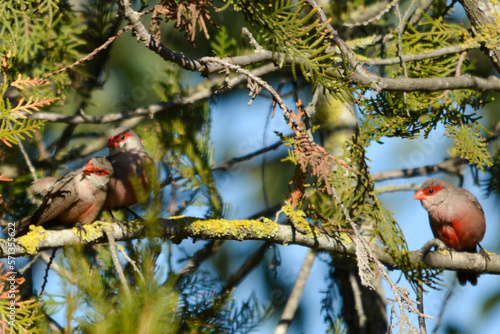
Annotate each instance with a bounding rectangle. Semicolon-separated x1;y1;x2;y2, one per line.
82;157;113;187
107;127;145;154
414;178;451;208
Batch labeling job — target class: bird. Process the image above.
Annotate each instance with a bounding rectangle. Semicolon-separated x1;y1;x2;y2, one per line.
29;127;155;211
414;178;486;285
103;127;155;211
14;157;113;237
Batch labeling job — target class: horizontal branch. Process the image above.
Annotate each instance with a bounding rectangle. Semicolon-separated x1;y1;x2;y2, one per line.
353;72;500;92
363;45;471;66
22;63;277;124
113;0;500;96
3;218;499;278
372;157;467;182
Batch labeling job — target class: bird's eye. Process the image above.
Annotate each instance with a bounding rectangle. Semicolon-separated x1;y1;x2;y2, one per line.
428;188;434;194
95;169;104;175
119;135;126;140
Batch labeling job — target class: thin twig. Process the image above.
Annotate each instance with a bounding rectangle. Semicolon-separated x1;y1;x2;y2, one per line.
40;26;132;81
242;27;263;52
211;139;284;171
21;63;278;124
344;0;398;28
19;253;41;275
200;57;290;114
432;285;454;334
39;251;78;285
372;157;467;182
417;283;427;334
395;0;418;116
118;247;145;281
304;85;321;118
177;240;221;278
375;183;419;194
349;270;367;333
305;0;358;68
105;229;131;297
39;249;57;298
274;249;316;334
408;0;435;27
15;129;38;180
224;242;270;292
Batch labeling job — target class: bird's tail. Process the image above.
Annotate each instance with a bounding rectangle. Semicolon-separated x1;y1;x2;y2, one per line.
13;214;35;237
457;271;478;286
457;246;480;286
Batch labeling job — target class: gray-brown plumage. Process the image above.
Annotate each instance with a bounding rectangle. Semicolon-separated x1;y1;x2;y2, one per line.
29;127;154;212
15;157;113;237
414;178;486;285
29;176;58;197
104;127;155;210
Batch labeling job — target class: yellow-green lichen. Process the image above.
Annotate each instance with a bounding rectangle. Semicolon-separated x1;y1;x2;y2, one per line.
17;226;48;255
281;204;315;237
188;217;278;241
121;219;144;233
338;231;352;245
476;22;500;50
72;221;109;242
437;248;450;256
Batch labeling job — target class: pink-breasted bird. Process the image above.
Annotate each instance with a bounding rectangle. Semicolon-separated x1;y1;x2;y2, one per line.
15;157;113;237
30;127;154;211
103;127;155;211
414;178;486;285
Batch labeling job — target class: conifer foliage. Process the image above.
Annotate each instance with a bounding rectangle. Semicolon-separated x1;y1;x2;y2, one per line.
1;0;499;332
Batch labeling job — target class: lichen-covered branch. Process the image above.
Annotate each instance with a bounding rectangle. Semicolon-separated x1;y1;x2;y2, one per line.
2;217;499;277
458;0;500;74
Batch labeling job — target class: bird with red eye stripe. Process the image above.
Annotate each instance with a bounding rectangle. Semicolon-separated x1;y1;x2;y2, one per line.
13;157;113;237
414;178;487;285
28;127;155;218
104;127;155;212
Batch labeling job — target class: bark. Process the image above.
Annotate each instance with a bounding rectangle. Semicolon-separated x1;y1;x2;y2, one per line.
459;0;500;74
2;218;500;276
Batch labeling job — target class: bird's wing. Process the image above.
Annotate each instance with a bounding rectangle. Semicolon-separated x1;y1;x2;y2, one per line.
464;190;485;214
29;176;59;196
31;170;82;225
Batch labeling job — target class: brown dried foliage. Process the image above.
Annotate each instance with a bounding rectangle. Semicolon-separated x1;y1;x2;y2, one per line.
286;100;334;194
150;0;215;44
286;168;306;208
0;263;39;332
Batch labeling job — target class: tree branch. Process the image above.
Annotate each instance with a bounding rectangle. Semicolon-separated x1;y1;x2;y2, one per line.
110;0;500;101
211;139;284;171
458;0;500;74
22;63;277;124
105;229;131;297
372;157;467;182
274;249;316;334
3;218;500;277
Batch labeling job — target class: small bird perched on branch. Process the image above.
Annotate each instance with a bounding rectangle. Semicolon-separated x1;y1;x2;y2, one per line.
14;157;113;237
30;127;155;212
103;127;155;211
414;178;486;285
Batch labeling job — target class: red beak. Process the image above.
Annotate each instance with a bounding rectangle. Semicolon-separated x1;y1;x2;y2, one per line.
82;162;94;175
413;190;425;200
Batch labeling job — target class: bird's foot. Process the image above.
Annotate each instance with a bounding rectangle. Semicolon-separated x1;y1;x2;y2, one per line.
478;243;491;262
74;223;87;241
419;238;449;260
107;210;129;233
